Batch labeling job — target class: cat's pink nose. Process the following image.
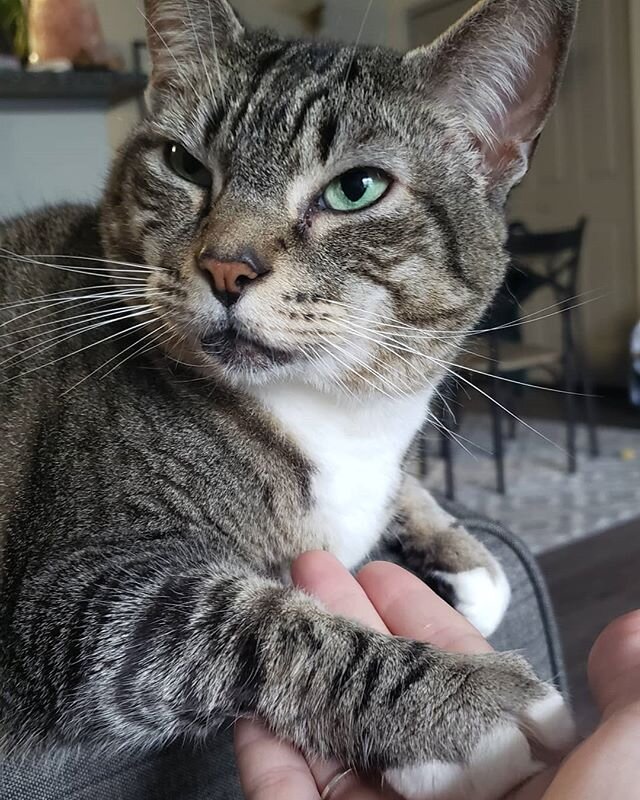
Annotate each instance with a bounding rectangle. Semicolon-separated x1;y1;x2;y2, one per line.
198;249;269;308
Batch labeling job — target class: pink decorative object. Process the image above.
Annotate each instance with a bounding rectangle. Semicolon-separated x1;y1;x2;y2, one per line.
29;0;111;67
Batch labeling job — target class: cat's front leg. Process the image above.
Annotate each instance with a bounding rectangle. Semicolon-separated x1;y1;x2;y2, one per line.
4;537;575;800
386;476;511;637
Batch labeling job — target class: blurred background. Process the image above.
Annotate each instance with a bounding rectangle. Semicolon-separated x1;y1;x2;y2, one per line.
2;0;640;729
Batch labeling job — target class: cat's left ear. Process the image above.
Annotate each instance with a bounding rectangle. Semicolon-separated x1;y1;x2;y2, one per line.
406;0;578;200
143;0;244;87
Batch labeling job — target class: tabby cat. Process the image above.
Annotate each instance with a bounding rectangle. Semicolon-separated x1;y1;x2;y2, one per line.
0;1;578;797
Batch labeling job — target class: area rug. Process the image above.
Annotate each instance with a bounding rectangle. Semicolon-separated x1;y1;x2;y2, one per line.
417;415;640;554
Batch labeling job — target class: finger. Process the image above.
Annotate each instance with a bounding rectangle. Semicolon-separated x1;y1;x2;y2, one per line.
588;610;640;719
292;554;402;798
292;551;389;633
512;612;640;799
357;561;492;654
235;719;320;800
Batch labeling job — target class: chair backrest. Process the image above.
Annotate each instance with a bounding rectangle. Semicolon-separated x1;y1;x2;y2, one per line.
506;217;588;301
474;218;588;338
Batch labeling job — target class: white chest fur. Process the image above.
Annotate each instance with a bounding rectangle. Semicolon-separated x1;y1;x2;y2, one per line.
252;383;431;570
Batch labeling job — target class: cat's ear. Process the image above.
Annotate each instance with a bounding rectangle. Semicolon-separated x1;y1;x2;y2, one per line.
143;0;244;85
406;0;578;198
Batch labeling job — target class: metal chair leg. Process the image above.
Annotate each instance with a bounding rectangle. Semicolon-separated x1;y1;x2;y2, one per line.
441;428;455;501
562;357;578;474
418;427;429;479
438;380;459;501
579;349;600;458
489;377;506;494
562;312;578;474
487;337;507;494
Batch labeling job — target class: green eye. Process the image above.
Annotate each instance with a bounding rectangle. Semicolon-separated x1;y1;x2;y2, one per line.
322;168;391;213
164;142;212;188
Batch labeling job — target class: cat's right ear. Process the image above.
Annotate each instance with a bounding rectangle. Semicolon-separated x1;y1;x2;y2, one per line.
143;0;244;87
405;0;578;202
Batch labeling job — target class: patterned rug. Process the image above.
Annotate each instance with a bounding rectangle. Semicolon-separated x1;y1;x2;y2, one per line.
417;415;640;554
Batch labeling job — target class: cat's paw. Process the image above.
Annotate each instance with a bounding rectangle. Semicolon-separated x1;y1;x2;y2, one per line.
431;554;511;637
385;681;575;800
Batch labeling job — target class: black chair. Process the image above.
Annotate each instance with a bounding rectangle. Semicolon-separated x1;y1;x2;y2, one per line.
423;218;599;498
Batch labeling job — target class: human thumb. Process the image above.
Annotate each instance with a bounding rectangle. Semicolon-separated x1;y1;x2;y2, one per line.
588;610;640;720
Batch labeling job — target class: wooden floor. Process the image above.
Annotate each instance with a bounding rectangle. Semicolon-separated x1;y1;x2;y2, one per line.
539;517;640;733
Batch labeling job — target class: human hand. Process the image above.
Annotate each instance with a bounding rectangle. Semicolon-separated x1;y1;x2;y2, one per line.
235;552;492;799
235;553;640;799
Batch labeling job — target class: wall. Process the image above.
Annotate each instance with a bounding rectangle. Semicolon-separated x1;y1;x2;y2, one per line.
0;103;110;217
321;0;412;50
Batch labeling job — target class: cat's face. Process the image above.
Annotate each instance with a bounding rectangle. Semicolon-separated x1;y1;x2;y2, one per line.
102;0;576;396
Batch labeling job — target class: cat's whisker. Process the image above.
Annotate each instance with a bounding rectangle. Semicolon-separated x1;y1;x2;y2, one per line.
0;303;155;354
0;306;153;372
0;249;148;282
162;318;203;370
339;0;374;111
326;319;570;453
0;291;154;340
331;321;459;419
311;342;357;399
316;291;603;341
23;253;170;273
318;334;401;401
313;342;360;400
317;329;475;450
355;322;589;398
317;334;386;398
329;309;590;397
347;326;566;454
64;321;173;395
1;315;154;386
433;360;567;455
339;321;446;393
331;331;415;397
422;410;482;460
0;304;148;352
0;293;158;339
335;314;486;361
0;283;154;313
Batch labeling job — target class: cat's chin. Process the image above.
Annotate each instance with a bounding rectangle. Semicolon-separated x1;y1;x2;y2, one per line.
201;328;297;373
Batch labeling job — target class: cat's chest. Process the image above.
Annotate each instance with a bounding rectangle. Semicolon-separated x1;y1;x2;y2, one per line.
252;384;430;570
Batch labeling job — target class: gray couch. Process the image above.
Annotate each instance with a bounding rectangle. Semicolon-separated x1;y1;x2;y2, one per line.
1;505;567;800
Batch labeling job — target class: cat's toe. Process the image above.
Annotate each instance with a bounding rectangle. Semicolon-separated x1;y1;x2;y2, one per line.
432;557;511;637
384;684;575;800
520;688;577;761
385;724;539;800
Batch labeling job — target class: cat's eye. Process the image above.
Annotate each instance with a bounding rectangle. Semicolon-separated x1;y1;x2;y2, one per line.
164;142;212;188
322;168;391;213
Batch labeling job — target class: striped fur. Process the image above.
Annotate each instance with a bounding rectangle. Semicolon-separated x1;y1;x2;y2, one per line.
0;1;577;795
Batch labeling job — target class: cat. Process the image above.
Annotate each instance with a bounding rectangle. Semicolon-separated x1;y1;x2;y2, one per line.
0;1;578;798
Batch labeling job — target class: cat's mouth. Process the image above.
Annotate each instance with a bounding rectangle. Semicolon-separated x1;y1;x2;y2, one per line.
201;326;296;370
